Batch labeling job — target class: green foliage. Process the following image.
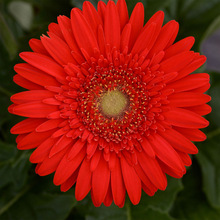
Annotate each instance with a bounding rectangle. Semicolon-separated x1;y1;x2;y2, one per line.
0;0;220;219
197;134;220;208
171;160;220;220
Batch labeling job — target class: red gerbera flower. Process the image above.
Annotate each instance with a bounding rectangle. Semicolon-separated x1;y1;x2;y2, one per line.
9;0;211;207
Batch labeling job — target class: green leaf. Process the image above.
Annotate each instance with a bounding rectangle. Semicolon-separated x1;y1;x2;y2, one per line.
0;13;18;59
131;207;174;220
164;0;220;50
132;177;183;213
171;160;220;220
0;192;76;220
0;142;17;161
208;83;220;127
197;133;220;209
84;205;174;220
0;142;17;188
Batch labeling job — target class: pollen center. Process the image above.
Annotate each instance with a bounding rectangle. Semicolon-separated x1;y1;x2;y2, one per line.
100;90;128;118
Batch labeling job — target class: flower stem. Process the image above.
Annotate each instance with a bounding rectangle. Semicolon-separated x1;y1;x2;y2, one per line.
126;200;132;220
0;185;31;216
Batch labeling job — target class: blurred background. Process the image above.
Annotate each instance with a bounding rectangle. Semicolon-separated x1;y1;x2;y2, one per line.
0;0;220;219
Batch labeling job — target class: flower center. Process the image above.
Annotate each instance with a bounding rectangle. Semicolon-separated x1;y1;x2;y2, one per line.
99;89;128;119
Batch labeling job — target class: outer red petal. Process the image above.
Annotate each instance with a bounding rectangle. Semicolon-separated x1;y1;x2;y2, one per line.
41;33;76;65
11;118;46;134
53;147;86;185
163;107;209;128
128;3;144;50
104;1;120;50
116;0;129;30
75;158;92;200
159;128;198;154
111;157;126;206
121;155;141;205
83;1;103;37
71;8;99;57
14;63;60;87
19;52;67;81
92;155;110;206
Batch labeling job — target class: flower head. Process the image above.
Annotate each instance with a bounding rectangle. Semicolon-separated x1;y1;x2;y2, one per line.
9;0;211;207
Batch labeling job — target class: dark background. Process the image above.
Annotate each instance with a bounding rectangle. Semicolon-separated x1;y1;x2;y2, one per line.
0;0;220;219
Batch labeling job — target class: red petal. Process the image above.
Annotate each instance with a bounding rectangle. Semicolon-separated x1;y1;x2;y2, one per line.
169;92;211;107
142;183;156;196
190;83;210;94
165;22;179;49
159;129;198;154
92;155;110;206
11;118;46;134
116;0;129;30
36;119;63;132
11;101;58;118
137;150;167;190
144;10;164;29
14;63;60;87
128;3;144;50
166;73;210;92
37;146;68;176
121;155;141;205
174;127;206;142
97;25;106;55
131;22;157;55
13;74;43;90
120;23;131;52
149;20;179;56
20;52;67;81
87;140;99;158
160;51;195;73
150;134;185;172
134;163;157;194
29;137;58;163
11;90;54;104
60;169;78;192
140;136;155;158
71;8;99;57
136;10;164;53
97;1;106;21
163;107;209;128
57;15;81;53
83;1;103;37
49;135;73;157
111;157;126;206
157;159;185;178
164;36;195;59
176;151;192;166
174;55;206;81
103;184;113;207
48;22;64;40
75;158;92;200
68;139;86;160
17;129;55;150
90;149;101;171
185;104;212;116
41;33;76;65
104;1;120;49
53;147;86;185
29;39;48;55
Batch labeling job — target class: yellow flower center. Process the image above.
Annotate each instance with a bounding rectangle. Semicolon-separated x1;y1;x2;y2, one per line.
100;89;128;118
